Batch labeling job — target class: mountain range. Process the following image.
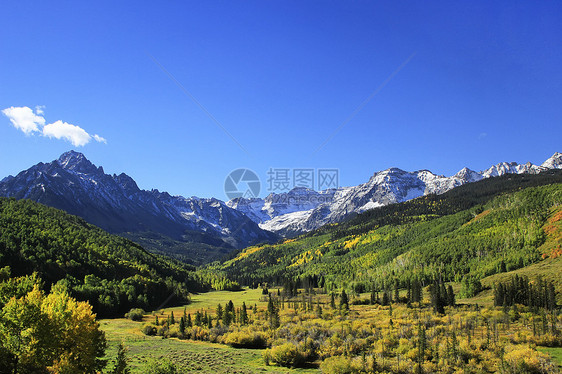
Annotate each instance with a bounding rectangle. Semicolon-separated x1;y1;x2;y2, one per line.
0;151;276;260
219;168;562;291
0;151;560;261
227;152;562;236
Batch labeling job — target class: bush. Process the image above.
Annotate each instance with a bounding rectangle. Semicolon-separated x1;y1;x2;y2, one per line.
351;298;370;305
142;324;157;336
224;330;268;349
125;308;145;321
320;356;362;374
146;360;178;374
263;343;304;368
504;346;558;374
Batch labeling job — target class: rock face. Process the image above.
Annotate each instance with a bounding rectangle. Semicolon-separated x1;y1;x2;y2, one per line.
0;151;277;249
228;152;562;237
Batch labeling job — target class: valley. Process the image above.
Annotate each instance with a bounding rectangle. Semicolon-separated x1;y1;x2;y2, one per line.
3;2;562;372
1;156;562;373
101;281;562;373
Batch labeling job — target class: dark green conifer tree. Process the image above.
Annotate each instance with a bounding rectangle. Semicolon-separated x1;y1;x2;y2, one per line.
111;342;130;374
340;289;349;310
179;317;185;335
240;302;248;325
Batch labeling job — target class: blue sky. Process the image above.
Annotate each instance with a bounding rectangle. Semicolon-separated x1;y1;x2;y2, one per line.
1;1;561;199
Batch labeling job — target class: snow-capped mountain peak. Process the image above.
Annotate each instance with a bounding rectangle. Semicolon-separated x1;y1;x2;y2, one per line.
542;152;562;169
230;152;562;237
57;150;101;174
0;152;276;249
453;167;483;183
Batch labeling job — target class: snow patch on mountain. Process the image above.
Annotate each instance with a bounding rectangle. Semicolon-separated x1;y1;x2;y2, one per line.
0;151;276;249
229;152;562;237
541;152;562;170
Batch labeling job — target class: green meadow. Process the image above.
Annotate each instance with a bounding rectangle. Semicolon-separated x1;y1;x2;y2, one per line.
101;288;319;373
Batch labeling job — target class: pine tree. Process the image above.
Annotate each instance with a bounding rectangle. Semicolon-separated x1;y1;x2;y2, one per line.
179;317;185;335
382;291;390;306
416;322;426;374
315;302;323;318
111;342;130;374
451;330;458;362
240;302;248;325
447;285;455;307
224;300;234;325
340;290;349;310
267;295;280;328
216;303;223;321
430;283;445;314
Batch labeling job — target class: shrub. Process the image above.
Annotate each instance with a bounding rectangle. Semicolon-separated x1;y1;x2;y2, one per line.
224;330;268;349
157;325;169;336
146;360;178;374
125;308;145;321
263;343;305;368
142;324;157;336
320;356;362;374
504;346;557;374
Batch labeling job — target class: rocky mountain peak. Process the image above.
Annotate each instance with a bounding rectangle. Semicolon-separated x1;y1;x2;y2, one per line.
113;172;140;193
236;152;562;237
542;152;562;169
56;150;99;174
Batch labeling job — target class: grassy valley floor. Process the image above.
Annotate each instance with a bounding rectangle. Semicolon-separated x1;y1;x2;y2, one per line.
101;288;319;373
101;286;562;373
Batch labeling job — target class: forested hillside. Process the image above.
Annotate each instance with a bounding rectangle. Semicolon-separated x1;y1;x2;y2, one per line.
215;171;562;295
0;197;238;317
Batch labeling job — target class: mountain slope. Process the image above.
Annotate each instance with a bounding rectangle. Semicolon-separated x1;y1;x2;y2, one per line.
215;170;562;289
228;152;562;236
0;197;223;317
0;151;277;262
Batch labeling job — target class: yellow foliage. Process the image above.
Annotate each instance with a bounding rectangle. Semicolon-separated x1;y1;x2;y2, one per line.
343;236;361;250
232;245;265;262
0;283;105;373
503;345;554;373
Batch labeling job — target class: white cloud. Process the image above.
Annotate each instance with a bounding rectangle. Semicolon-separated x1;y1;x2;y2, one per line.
2;106;46;134
2;106;107;147
43;120;92;147
92;134;107;144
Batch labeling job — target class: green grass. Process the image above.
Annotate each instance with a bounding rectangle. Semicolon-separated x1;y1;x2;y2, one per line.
145;287;274;323
537;347;562;369
482;257;562;294
101;288;319;373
